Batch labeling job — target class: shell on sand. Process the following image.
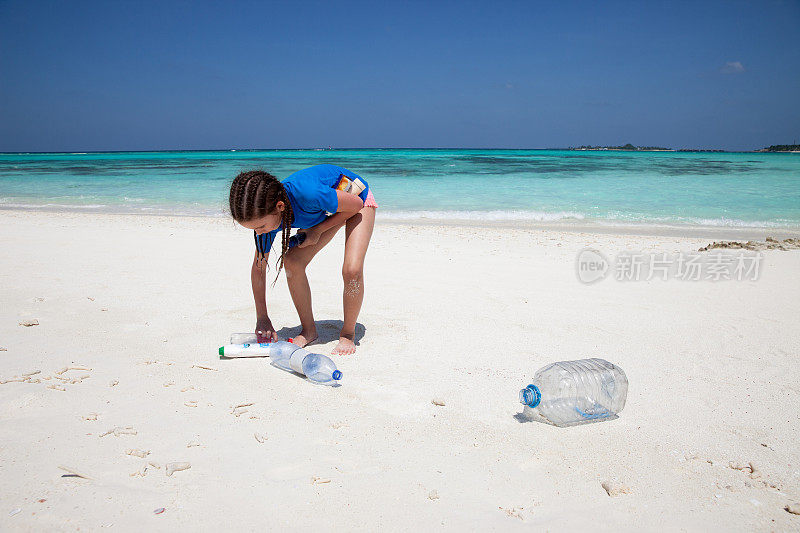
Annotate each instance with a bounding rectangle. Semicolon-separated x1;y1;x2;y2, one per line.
129;463;149;477
165;462;191;477
126;449;150;458
58;465;91;479
99;426;136;437
601;480;631;497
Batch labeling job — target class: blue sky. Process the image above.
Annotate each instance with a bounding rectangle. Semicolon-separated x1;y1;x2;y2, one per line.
1;0;798;151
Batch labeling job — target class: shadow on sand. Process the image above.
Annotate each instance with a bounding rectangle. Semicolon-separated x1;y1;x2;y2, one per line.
513;410;554;426
276;320;366;346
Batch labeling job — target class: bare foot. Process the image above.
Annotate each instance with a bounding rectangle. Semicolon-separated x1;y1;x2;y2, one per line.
331;333;356;355
291;329;317;348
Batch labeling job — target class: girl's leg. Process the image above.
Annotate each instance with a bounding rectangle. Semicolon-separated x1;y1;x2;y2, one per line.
284;221;347;346
333;204;376;355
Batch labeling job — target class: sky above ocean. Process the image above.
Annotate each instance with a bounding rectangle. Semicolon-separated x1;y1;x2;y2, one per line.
1;1;799;152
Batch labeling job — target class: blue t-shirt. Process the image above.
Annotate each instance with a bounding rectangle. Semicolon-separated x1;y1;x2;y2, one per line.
255;164;369;254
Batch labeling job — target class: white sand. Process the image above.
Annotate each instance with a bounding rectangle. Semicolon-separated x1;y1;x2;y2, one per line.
1;210;799;531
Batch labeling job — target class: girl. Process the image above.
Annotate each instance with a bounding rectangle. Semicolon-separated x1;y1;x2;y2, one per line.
228;164;377;355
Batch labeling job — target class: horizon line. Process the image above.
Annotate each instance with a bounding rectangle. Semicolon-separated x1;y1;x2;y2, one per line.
0;146;789;155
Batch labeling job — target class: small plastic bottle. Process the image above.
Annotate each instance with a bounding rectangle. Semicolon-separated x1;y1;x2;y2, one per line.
229;333;259;345
519;358;627;427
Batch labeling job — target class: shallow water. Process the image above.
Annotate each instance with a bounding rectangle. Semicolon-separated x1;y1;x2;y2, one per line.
1;149;798;228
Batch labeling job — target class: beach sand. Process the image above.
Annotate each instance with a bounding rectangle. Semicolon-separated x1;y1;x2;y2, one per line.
1;210;799;531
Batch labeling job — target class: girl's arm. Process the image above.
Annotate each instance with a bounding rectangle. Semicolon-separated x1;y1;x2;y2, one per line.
251;251;278;341
299;190;364;247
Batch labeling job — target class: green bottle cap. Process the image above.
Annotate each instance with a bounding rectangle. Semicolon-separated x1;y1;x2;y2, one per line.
218;346;224;356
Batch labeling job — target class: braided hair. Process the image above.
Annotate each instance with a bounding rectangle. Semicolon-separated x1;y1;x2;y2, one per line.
229;170;294;284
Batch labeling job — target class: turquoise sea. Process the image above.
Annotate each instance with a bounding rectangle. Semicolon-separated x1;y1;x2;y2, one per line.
1;149;799;228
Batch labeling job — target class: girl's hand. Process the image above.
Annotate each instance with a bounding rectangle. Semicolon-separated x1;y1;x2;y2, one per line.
255;317;278;342
298;228;321;248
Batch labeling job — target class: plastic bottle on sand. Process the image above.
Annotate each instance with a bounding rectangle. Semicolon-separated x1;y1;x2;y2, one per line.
269;343;342;386
218;334;342;386
519;358;627;427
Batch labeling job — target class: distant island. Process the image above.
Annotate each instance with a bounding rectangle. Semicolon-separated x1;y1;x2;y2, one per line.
758;144;800;152
557;143;799;152
568;143;672;151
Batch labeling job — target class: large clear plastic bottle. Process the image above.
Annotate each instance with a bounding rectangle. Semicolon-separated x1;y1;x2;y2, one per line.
299;353;342;385
268;343;342;386
519;358;627;427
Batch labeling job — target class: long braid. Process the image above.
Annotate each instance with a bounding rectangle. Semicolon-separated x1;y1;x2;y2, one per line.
275;187;293;282
229;170;294;285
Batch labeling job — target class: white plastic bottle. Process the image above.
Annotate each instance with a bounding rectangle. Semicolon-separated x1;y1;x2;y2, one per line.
218;333;276;357
519;358;627;427
219;334;295;357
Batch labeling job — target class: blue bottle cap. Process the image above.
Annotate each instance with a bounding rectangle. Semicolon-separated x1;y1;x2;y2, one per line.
332;370;342;380
519;384;541;408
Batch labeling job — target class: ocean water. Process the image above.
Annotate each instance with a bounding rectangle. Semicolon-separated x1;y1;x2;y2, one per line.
1;149;799;228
